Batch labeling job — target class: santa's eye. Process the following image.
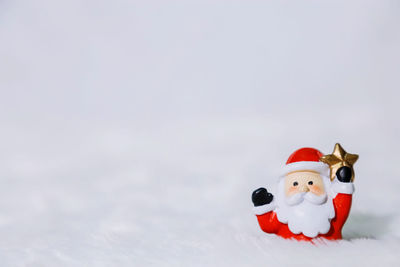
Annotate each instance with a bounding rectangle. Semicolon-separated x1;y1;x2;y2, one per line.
293;181;298;186
308;181;313;185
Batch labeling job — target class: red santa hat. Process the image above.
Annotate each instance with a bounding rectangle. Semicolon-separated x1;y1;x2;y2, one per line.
281;147;329;177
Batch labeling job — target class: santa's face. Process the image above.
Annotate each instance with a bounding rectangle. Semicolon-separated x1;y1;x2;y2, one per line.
284;171;325;197
275;171;335;238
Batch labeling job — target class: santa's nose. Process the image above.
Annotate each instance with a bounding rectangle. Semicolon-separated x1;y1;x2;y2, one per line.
300;185;310;192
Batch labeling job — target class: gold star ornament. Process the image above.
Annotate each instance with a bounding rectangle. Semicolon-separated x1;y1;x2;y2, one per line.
320;143;359;181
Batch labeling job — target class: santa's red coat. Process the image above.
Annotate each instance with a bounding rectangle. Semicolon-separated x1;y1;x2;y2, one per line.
256;193;352;241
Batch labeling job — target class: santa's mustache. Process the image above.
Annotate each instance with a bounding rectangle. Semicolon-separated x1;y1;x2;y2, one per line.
285;191;327;206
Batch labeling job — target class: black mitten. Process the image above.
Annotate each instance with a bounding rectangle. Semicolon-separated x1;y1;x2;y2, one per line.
336;166;352;183
252;188;273;207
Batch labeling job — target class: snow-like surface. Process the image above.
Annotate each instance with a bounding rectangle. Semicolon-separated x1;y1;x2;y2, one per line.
1;1;400;266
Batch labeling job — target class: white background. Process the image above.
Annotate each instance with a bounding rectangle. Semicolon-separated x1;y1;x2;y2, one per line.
1;0;400;266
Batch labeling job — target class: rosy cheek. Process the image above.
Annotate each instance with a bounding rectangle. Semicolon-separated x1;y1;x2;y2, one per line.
311;185;323;195
288;187;298;195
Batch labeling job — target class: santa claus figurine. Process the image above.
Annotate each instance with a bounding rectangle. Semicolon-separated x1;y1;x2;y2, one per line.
252;146;357;241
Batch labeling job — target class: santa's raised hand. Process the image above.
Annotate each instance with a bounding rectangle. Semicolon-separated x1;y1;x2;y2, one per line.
252;147;355;241
336;166;352;183
252;188;273;207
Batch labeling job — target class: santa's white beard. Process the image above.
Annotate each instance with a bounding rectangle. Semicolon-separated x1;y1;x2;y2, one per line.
275;177;335;238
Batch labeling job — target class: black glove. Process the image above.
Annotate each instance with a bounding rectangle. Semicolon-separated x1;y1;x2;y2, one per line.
252;188;273;207
336;166;352;183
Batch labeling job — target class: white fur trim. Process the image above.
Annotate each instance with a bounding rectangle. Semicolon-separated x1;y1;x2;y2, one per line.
281;161;329;177
331;180;355;195
253;202;275;215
